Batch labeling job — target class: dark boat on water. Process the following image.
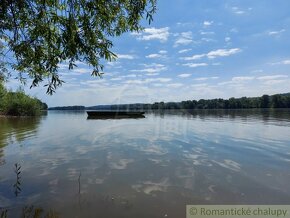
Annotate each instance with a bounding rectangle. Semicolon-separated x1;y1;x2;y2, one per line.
87;111;145;119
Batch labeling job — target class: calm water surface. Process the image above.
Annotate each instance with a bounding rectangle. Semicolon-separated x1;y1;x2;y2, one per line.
0;110;290;217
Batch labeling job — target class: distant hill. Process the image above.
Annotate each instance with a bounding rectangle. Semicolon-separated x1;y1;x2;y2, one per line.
48;105;85;110
48;93;290;110
86;105;112;110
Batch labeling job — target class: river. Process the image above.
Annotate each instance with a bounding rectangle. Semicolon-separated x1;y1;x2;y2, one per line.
0;109;290;217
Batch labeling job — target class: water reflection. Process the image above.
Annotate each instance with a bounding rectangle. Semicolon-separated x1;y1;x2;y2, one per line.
87;114;145;120
13;163;22;197
0;206;59;218
0;116;43;147
0;110;290;217
0;116;43;168
152;109;290;124
0;209;7;218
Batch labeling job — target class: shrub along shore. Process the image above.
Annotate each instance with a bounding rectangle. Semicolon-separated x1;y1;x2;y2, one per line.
0;82;47;116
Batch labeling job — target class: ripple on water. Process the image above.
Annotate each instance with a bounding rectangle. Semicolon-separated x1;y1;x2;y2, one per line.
132;178;170;195
212;159;241;172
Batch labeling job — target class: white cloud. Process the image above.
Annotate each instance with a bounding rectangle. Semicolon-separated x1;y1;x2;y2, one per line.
219;75;287;87
251;69;264;73
183;63;208;68
58;63;69;70
72;68;92;74
103;72;117;77
131;68;161;74
167;83;183;88
124;77;172;85
159;50;168;54
194;77;219;81
130;63;167;74
191;83;208;88
218;76;254;86
146;73;160;76
122;74;137;78
207;48;241;59
117;54;135;59
148;78;172;83
178;73;191;78
146;54;163;59
231;7;246;15
203;21;213;27
82;79;107;85
232;76;255;82
235;11;245;14
146;50;167;59
194;77;208;81
183;54;206;61
178;49;192;54
270;59;290;65
225;37;231;42
182;48;241;60
174;31;193;46
111;77;122;81
282;60;290;64
175;38;192;46
176;22;195;28
262;80;287;85
130;32;141;36
123;80;144;85
257;75;288;80
268;29;285;36
106;61;120;67
58;63;92;76
201;37;216;42
132;27;170;42
142;63;166;68
200;31;215;35
152;83;164;87
181;32;192;38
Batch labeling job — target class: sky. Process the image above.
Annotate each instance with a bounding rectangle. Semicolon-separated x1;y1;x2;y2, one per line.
6;0;290;107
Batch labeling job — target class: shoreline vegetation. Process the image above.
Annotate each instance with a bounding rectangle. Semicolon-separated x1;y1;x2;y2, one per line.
48;93;290;111
0;82;48;116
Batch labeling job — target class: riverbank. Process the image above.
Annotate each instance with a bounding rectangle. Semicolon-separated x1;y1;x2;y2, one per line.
0;82;47;116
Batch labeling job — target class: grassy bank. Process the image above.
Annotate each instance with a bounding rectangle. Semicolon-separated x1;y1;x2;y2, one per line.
0;82;47;116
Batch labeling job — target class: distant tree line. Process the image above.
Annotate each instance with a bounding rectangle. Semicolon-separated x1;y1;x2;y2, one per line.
48;106;85;110
47;93;290;111
0;82;47;116
105;93;290;111
149;94;290;110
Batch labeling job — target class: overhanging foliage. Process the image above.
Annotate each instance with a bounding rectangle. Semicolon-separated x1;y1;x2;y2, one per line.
0;0;156;94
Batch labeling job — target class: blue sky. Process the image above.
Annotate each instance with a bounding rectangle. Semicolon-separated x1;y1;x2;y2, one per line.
7;0;290;107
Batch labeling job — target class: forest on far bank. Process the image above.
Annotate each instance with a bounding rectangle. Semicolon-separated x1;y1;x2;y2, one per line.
147;93;290;110
48;93;290;111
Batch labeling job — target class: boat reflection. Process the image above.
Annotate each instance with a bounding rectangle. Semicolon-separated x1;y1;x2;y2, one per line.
87;114;145;120
87;110;145;119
